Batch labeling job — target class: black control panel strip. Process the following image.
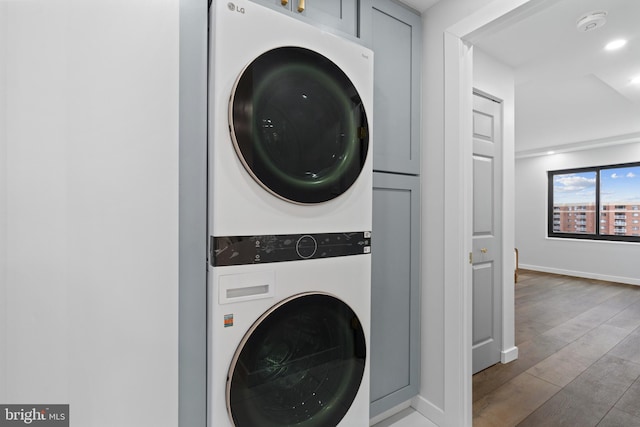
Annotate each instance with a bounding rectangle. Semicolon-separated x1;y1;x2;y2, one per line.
211;231;371;266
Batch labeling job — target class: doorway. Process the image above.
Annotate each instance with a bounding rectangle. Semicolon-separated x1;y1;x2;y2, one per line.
439;0;544;424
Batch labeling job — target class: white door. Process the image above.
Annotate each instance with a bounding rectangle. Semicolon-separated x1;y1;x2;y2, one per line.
472;91;502;374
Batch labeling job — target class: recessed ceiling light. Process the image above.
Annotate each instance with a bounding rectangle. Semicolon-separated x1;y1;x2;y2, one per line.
605;39;627;50
631;75;640;85
547;151;555;155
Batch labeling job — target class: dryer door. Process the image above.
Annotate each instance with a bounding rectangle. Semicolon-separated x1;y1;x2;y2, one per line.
230;47;369;204
226;293;366;427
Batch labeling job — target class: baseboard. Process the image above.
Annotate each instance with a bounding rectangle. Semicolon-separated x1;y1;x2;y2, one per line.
369;400;412;426
410;395;444;427
501;346;518;364
519;264;640;286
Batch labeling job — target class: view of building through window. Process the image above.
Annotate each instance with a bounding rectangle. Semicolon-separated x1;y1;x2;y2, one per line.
549;164;640;240
600;165;640;237
552;171;596;234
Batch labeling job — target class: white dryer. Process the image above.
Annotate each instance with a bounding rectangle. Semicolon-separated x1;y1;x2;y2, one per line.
208;1;373;426
208;0;373;237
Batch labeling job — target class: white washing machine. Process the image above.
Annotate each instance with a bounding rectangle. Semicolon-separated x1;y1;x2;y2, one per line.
208;256;371;427
207;0;373;426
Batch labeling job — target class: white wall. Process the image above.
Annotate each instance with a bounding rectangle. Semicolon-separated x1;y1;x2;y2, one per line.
0;1;7;403
1;1;180;425
473;49;517;362
516;143;640;286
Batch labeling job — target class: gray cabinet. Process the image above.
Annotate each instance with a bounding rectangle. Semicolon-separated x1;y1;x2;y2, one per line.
370;172;420;418
364;0;422;418
361;0;422;174
251;0;359;37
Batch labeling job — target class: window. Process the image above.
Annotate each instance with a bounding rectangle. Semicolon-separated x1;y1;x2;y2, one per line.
548;162;640;242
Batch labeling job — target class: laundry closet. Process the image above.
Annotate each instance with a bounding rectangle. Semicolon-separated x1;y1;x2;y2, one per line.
202;0;422;425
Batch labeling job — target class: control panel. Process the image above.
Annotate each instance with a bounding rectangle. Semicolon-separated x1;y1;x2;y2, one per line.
211;231;371;266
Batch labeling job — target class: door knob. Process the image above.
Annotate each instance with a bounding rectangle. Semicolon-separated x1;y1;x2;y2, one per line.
281;0;288;5
480;248;488;253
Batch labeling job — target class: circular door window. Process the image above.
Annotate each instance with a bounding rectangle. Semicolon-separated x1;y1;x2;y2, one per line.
230;47;369;204
226;293;366;427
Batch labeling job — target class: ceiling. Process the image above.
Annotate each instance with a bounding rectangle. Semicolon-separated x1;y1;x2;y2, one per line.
473;0;640;155
402;0;640;156
398;0;440;13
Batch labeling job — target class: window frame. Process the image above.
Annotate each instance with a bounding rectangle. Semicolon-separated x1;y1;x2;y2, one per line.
547;161;640;243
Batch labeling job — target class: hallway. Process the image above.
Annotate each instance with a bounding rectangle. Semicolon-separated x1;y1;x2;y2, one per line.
473;270;640;426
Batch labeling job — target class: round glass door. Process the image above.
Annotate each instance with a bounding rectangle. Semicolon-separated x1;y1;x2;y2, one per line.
230;47;369;204
226;293;366;427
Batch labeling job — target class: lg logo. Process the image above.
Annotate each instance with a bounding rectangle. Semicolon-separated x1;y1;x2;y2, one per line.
227;2;245;14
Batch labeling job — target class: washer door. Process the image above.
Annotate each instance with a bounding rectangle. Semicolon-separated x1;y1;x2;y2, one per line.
230;47;369;204
226;293;366;427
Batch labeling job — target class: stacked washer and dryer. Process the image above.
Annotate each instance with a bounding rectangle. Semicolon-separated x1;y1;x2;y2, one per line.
207;1;373;426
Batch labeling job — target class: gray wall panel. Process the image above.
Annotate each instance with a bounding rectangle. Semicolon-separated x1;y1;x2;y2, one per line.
179;0;208;425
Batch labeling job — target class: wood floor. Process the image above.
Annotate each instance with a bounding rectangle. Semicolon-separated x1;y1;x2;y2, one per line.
473;270;640;426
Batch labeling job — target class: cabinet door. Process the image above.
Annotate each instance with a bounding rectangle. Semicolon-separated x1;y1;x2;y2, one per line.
361;1;421;174
252;0;359;37
370;172;420;417
303;0;358;36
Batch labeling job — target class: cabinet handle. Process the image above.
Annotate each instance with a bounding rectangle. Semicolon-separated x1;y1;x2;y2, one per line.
297;0;305;12
480;248;488;253
281;0;288;6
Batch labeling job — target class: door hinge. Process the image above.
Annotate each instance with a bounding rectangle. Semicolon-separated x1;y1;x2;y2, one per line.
469;252;473;264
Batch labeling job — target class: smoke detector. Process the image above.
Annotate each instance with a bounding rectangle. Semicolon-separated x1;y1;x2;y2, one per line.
576;11;607;32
